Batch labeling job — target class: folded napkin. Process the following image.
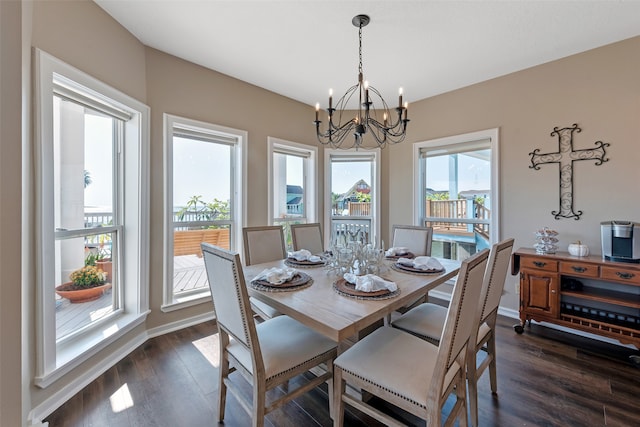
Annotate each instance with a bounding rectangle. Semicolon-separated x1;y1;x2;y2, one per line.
398;256;444;271
385;246;410;257
288;249;322;262
343;273;398;292
254;267;297;284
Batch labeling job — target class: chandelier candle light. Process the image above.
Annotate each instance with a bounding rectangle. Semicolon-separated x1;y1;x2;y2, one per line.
314;14;409;149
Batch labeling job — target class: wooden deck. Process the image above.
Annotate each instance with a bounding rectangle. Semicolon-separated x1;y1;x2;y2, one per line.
56;254;208;338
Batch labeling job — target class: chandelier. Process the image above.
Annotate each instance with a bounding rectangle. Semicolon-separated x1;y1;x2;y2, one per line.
314;14;409;150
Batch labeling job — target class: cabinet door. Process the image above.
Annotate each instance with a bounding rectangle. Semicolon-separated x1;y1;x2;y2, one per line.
522;270;559;318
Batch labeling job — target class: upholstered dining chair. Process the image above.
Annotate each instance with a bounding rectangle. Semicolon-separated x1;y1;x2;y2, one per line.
391;224;433;256
201;243;337;427
391;225;434;315
333;248;489;427
242;226;287;319
391;238;515;427
290;223;324;255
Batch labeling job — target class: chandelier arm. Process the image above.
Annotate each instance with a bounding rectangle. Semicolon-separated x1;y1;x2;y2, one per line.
316;121;356;145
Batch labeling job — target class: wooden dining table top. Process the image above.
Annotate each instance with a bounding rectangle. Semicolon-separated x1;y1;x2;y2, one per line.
243;257;460;343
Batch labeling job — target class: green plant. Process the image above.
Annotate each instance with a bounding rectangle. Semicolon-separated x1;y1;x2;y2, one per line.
176;195;231;226
84;252;99;266
84;248;110;266
354;191;371;202
69;265;107;288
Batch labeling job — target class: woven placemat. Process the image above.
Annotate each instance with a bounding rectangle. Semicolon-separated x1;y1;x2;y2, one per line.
284;257;327;268
250;271;313;292
391;263;445;276
385;251;415;260
332;278;400;300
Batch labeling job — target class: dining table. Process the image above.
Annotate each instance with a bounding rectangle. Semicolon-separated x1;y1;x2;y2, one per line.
243;256;460;345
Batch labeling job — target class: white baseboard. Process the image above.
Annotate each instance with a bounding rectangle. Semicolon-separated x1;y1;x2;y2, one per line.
28;312;215;426
147;311;214;339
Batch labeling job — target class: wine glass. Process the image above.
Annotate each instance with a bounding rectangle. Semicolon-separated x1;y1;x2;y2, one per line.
337;247;354;277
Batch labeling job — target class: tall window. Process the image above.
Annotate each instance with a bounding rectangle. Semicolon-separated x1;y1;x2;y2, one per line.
414;129;499;261
35;49;149;386
268;138;317;249
325;149;380;246
163;115;245;310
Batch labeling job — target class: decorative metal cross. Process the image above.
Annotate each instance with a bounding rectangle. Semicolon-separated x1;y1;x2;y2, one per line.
529;124;609;220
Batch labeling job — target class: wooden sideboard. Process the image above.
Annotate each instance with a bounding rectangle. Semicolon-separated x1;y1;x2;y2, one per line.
511;248;640;353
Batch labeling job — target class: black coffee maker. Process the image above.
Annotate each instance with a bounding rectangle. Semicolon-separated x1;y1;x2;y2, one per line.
601;220;640;263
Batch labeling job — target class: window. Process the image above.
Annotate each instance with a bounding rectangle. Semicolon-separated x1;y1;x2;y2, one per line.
35;49;149;386
268;138;317;249
163;114;245;310
325;149;380;246
414;129;499;261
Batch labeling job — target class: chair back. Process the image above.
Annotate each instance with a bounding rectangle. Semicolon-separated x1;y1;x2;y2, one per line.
439;249;489;371
479;238;515;325
290;223;324;254
391;225;433;256
242;226;287;266
202;243;257;351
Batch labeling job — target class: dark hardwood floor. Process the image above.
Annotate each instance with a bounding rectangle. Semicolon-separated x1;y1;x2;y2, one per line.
45;315;640;426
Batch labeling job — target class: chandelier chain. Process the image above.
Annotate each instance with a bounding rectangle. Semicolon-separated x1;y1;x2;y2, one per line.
358;24;363;76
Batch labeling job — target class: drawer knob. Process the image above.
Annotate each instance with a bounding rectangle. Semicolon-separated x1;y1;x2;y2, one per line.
571;266;587;273
615;271;635;280
533;261;546;268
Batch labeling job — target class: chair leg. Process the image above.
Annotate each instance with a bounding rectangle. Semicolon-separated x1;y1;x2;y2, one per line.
487;330;498;394
467;348;479;427
456;373;468;427
252;382;266;427
217;351;229;422
333;367;345;427
327;360;334;419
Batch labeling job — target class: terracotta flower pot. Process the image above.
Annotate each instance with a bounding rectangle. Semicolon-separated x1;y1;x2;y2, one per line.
55;282;112;304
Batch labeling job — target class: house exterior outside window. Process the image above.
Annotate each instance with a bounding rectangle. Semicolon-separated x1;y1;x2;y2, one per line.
268;137;317;249
325;149;380;247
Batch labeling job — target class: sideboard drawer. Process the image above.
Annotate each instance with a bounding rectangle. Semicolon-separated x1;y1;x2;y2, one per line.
520;257;558;272
560;262;599;278
600;266;640;285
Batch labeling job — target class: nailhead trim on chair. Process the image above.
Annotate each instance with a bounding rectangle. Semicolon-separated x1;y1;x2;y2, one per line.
480;255;499;320
267;349;336;382
446;275;468;369
339;367;427;410
211;250;252;346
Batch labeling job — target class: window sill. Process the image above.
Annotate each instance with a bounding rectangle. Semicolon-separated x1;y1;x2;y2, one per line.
35;310;149;389
161;291;212;313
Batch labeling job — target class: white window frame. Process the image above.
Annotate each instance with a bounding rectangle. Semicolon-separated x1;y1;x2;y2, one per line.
268;137;318;224
34;49;150;387
413;128;500;245
324;148;381;248
162;114;246;311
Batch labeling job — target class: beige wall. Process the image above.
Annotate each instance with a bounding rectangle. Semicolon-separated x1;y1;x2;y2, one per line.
389;36;640;311
143;48;320;328
31;0;147;101
2;2;25;426
8;0;640;423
